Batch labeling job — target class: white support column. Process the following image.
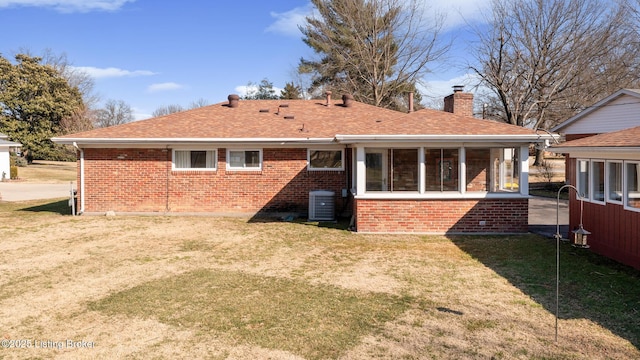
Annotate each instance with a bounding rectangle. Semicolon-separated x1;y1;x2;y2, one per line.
79;148;85;213
355;146;366;196
419;147;425;194
520;145;529;196
459;147;466;194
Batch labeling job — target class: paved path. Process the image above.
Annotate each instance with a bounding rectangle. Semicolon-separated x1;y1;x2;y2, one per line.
0;182;73;202
528;196;569;238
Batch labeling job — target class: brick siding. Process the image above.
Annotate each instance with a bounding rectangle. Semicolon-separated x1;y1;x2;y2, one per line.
355;198;528;233
80;148;347;215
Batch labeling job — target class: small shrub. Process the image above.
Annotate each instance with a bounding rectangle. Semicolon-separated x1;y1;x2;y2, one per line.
10;165;18;179
539;160;555;183
15;156;27;167
9;153;28;167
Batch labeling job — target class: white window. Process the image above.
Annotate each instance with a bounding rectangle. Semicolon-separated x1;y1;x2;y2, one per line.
577;159;590;200
227;149;262;170
591;160;605;204
606;161;623;204
173;150;216;171
308;149;344;170
625;161;640;212
425;148;459;192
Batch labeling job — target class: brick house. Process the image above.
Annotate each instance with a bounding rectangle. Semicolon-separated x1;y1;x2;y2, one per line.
53;89;552;233
551;89;640;269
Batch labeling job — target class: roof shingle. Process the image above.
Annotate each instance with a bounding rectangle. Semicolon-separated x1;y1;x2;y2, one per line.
55;98;540;142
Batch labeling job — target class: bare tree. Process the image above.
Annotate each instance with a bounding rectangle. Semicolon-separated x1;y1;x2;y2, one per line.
188;98;209;109
472;0;640;164
152;104;185;117
95;99;134;128
299;0;448;109
152;99;209;118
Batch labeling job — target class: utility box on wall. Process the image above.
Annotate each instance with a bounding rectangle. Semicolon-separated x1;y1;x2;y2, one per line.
309;190;335;221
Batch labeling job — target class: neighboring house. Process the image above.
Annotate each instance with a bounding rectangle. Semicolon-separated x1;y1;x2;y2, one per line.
52;89;552;233
0;132;21;181
551;89;640;270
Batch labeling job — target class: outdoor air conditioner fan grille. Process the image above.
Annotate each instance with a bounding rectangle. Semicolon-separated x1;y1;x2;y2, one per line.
309;190;335;221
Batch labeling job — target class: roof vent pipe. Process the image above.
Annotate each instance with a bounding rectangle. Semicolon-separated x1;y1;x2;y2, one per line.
325;91;332;107
408;92;414;113
228;94;240;108
342;94;354;107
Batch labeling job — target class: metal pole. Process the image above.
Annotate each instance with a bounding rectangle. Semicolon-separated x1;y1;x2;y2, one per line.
554;184;582;342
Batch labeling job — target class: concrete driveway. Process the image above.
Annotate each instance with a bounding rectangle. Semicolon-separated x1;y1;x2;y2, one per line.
528;196;569;238
0;182;73;202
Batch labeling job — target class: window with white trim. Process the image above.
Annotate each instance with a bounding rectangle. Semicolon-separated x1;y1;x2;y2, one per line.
173;150;216;170
606;161;623;203
227;149;262;170
308;149;344;170
591;160;605;203
577;159;590;199
425;148;459;192
625;161;640;211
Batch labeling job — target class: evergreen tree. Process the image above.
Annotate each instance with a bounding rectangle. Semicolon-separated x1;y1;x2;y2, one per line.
299;0;447;109
0;54;83;161
280;82;302;99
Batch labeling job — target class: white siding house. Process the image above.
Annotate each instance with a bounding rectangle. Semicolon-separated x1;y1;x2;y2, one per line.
0;133;21;181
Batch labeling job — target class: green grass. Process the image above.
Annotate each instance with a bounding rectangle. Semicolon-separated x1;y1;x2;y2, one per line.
88;269;412;360
451;235;640;344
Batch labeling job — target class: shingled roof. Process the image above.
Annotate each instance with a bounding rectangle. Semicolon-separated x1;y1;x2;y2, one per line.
551;125;640;151
53;96;547;146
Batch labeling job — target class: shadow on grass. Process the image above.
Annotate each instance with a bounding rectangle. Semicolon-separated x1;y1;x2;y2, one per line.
449;234;640;349
248;215;351;231
18;199;72;216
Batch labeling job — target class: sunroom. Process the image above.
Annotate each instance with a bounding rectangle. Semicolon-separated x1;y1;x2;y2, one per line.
338;137;535;233
347;143;530;198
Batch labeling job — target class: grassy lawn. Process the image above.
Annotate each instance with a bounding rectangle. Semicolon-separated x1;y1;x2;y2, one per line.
13;160;76;183
1;199;639;359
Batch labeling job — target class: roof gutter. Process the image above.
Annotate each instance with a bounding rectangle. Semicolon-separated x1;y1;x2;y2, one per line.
51;137;337;146
334;134;552;143
549;146;640;153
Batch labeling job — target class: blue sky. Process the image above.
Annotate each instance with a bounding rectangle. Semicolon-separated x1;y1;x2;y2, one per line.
1;0;491;120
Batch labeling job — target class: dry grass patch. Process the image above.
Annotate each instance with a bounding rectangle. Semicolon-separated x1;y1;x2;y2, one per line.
1;199;639;359
16;160;76;183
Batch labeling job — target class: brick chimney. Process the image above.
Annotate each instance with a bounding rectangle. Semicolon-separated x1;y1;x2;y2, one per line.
443;85;473;117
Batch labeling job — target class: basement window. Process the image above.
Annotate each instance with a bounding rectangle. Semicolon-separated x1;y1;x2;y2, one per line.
173;150;216;171
308;149;344;171
227;149;262;170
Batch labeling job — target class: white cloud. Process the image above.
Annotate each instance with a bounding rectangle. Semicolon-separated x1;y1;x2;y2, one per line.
72;66;156;79
234;84;283;98
428;0;492;31
132;107;152;121
147;82;184;93
266;1;491;37
419;72;488;107
265;4;315;37
0;0;135;13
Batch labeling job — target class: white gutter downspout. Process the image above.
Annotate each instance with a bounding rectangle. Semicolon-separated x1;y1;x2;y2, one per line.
73;142;85;214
